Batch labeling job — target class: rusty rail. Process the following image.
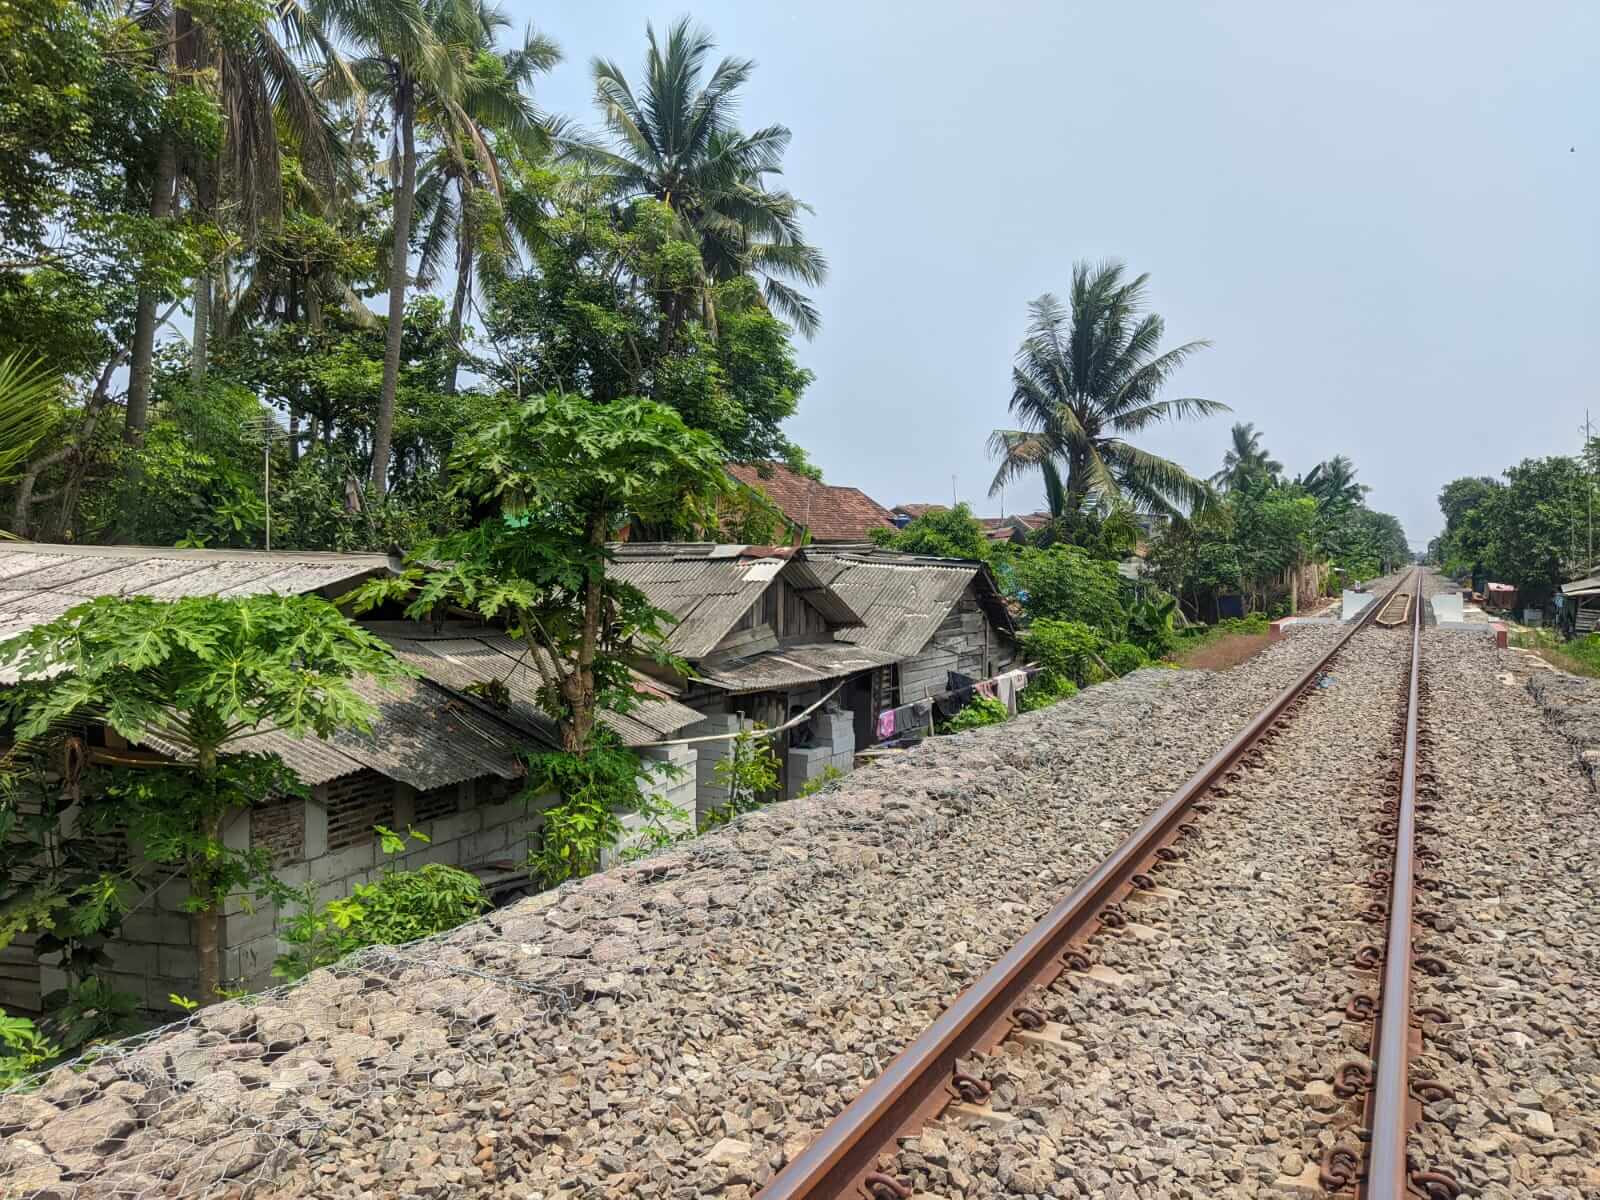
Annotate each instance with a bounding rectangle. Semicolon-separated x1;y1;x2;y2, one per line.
1365;571;1447;1198
757;578;1409;1200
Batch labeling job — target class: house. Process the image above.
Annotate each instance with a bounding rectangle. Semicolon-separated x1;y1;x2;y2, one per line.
0;543;702;1011
727;462;897;543
610;543;898;813
807;549;1020;738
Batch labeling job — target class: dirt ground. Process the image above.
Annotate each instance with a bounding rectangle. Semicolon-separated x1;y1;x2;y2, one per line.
1174;632;1273;670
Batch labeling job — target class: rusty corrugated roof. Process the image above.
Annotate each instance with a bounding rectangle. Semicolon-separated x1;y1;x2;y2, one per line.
726;463;896;542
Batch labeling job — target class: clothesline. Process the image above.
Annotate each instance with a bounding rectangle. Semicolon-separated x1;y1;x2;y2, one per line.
875;664;1041;741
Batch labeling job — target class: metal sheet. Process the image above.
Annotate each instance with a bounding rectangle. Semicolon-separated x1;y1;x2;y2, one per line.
695;642;899;693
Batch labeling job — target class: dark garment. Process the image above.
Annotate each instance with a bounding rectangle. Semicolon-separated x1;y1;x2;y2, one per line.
936;686;974;718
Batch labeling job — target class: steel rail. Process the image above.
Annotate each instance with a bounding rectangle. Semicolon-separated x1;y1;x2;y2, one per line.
1365;569;1423;1197
757;576;1410;1200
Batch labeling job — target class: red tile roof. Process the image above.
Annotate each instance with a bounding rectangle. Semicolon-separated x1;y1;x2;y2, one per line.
891;503;947;519
727;463;896;543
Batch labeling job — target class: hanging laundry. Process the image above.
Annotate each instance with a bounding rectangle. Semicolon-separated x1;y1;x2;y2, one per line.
875;709;896;740
975;679;998;700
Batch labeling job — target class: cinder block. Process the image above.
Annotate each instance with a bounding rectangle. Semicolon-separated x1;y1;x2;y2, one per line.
307;842;376;885
429;810;480;844
223;903;277;947
479;793;530;829
157;944;197;980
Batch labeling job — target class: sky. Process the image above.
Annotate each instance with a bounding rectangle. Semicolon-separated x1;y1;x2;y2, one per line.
517;1;1599;548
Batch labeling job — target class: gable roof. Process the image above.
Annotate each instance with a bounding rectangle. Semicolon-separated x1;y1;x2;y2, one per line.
610;543;861;659
727;463;896;542
891;503;947;520
806;549;1018;659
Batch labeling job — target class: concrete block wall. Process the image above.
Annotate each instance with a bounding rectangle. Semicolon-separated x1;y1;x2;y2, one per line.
685;712;745;826
609;742;697;863
786;707;855;799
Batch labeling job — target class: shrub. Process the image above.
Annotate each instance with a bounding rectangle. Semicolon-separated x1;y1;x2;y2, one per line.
938;694;1009;733
0;1014;60;1089
1013;546;1127;639
1103;642;1149;676
1018;677;1078;713
1023;617;1106;689
274;830;489;982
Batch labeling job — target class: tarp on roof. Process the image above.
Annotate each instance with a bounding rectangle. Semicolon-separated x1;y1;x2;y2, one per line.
694;641;898;693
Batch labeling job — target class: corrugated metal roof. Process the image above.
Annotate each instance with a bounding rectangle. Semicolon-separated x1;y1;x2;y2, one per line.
141;676;528;790
0;543;390;683
609;546;862;659
805;551;1016;659
366;625;702;746
1562;575;1600;596
695;642;898;693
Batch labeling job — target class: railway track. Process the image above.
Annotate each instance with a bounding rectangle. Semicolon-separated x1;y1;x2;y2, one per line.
759;569;1460;1200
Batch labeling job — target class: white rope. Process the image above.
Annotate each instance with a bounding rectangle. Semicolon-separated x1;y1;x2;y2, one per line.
637;678;849;748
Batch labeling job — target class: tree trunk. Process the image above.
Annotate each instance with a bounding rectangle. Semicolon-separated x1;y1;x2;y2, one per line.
561;507;609;752
126;8;181;442
192;743;223;1004
370;86;417;497
190;274;211;386
126;139;177;441
445;181;473;396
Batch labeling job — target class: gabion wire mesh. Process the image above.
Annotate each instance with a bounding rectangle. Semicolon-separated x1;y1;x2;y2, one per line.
0;771;948;1200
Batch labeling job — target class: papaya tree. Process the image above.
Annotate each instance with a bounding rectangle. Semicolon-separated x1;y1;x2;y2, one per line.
0;594;409;1002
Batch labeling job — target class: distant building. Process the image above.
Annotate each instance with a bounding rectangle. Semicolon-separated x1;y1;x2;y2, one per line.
727;463;896;543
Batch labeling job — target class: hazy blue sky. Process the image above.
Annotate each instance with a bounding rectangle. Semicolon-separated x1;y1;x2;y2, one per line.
521;2;1598;547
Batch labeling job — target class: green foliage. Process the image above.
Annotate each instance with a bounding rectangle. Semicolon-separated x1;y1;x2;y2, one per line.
0;1013;59;1089
1127;594;1179;658
38;976;139;1057
524;735;683;887
485;201;813;466
0;594;407;752
795;765;844;798
704;729;782;826
1103;642;1149;676
938;694;1009;734
0;352;61;487
0;593;409;999
1022;618;1106;690
355;391;730;750
1012;546;1126;638
872;502;990;560
274;827;488;981
988;261;1227;519
1017;676;1077;713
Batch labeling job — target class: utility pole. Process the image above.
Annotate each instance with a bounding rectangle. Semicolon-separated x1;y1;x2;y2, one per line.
1587;409;1593;569
951;474;957;507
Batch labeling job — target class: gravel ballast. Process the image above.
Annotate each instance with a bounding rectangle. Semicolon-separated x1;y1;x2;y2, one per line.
1;627;1350;1200
900;623;1415;1199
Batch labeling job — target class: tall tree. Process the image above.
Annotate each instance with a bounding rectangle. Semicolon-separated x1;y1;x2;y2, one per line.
411;14;561;393
1211;421;1282;491
580;17;827;336
1299;454;1368;514
314;0;452;494
989;261;1228;517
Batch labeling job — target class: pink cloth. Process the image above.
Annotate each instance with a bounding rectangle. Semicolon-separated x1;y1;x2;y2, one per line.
875;709;896;739
976;679;999;700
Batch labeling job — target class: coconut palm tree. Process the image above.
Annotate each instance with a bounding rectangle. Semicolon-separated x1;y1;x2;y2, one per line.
411;17;562;393
988;261;1229;518
312;0;459;494
1300;454;1368;513
1211;422;1283;491
580;18;827;336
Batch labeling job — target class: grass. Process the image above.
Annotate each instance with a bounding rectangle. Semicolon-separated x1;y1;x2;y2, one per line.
1509;628;1600;677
